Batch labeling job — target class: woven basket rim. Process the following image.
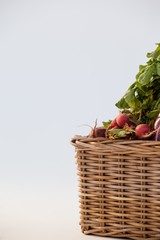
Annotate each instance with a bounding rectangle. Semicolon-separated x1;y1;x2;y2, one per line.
71;134;160;145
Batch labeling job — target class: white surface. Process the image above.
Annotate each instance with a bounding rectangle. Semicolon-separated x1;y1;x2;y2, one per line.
0;183;125;240
0;0;160;239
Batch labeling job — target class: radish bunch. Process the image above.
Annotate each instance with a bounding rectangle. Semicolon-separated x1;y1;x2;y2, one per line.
106;113;153;140
88;112;157;140
88;44;160;141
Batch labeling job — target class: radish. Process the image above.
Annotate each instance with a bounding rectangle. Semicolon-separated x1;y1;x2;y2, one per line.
94;127;106;137
89;127;106;138
154;114;160;141
107;118;119;129
116;113;130;127
135;124;150;139
88;120;106;138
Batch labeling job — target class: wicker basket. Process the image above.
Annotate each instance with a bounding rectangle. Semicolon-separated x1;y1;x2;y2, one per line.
71;135;160;240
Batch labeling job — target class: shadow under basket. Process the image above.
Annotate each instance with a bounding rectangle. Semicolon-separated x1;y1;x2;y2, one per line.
71;135;160;240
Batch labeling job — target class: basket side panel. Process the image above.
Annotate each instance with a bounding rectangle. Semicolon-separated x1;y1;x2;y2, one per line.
76;148;129;238
74;139;160;239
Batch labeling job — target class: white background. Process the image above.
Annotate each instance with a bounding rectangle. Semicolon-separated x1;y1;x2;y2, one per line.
0;1;160;240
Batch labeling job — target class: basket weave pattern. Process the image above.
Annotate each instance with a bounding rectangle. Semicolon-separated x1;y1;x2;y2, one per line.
71;136;160;240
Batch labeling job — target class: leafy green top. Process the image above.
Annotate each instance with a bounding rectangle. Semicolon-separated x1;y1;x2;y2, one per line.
115;43;160;128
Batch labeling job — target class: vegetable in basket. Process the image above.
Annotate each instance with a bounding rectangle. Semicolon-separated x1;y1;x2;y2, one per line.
87;43;160;140
154;113;160;141
114;43;160;140
115;43;160;129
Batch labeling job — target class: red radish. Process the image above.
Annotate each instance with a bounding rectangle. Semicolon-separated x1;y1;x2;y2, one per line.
116;113;130;127
135;124;150;139
89;127;106;138
107;118;119;129
88;120;106;138
94;127;106;137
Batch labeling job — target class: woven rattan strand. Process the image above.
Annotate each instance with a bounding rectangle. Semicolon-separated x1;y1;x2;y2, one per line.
71;136;160;240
